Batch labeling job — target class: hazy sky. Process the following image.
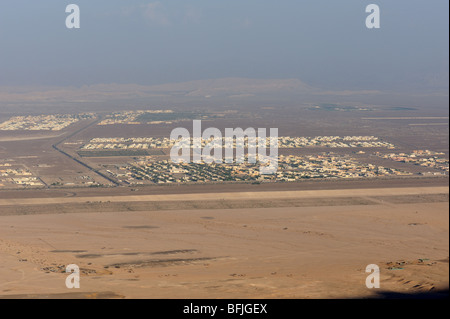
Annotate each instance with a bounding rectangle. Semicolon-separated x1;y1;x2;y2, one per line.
0;0;448;92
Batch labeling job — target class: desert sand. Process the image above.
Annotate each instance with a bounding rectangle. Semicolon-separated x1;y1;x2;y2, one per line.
0;186;448;299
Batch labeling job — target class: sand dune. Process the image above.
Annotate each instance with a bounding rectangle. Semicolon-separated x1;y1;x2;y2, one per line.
0;186;448;299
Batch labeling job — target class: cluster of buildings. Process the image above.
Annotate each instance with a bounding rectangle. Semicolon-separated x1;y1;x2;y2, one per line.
82;137;174;150
81;135;396;151
375;150;449;173
276;154;409;181
0;113;93;131
97;110;174;125
107;153;409;185
278;136;395;148
124;161;250;184
8;176;42;186
0;164;43;187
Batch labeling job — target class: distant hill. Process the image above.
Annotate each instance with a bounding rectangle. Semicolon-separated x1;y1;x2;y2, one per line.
146;78;317;97
0;78;318;103
0;78;447;114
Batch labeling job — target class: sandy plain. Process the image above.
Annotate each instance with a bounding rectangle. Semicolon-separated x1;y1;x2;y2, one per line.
0;186;448;299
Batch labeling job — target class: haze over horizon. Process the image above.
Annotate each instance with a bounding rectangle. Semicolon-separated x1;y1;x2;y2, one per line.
0;0;448;96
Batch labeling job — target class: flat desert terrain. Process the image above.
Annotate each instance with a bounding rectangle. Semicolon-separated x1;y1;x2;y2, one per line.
0;186;448;299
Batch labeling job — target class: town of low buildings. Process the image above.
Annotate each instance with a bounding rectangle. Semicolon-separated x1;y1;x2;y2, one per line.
375;150;449;174
81;136;396;151
97;110;174;125
105;153;410;185
0;165;44;187
0;113;94;131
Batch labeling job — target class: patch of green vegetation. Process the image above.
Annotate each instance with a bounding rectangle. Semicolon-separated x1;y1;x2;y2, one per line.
388;107;417;111
309;104;374;112
319;104;356;111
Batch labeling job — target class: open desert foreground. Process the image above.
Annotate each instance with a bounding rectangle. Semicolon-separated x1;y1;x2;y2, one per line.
0;186;448;299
